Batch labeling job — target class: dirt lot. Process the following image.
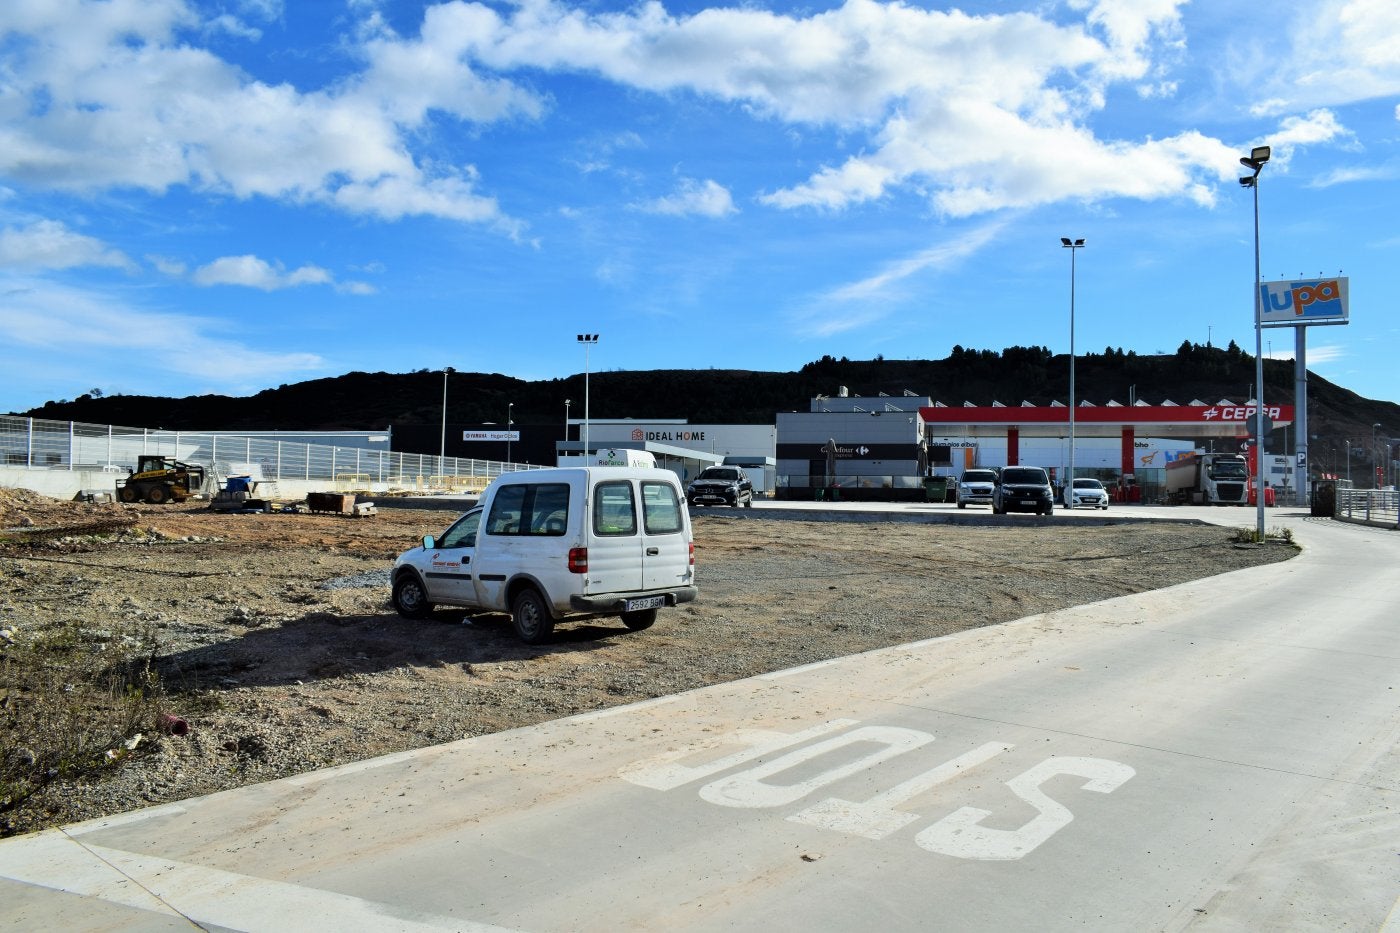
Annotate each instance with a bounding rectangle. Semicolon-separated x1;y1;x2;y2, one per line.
0;487;1294;836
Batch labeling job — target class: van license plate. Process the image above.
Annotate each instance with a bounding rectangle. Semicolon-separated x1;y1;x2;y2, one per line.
625;596;665;612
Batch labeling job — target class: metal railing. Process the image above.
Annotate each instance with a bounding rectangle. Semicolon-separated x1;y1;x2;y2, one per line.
0;415;542;492
1336;487;1399;528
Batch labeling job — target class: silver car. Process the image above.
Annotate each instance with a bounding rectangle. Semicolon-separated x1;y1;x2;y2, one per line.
956;469;997;508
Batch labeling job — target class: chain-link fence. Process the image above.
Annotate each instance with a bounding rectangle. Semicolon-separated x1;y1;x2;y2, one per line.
0;415;540;493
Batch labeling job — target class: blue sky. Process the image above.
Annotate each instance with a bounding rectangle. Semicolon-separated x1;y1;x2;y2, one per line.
2;0;1398;415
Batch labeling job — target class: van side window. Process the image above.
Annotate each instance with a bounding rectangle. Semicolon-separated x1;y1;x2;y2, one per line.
593;481;637;536
641;481;683;534
486;483;571;536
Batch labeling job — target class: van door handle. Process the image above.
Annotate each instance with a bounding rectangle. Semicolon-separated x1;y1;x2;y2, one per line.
646;547;659;556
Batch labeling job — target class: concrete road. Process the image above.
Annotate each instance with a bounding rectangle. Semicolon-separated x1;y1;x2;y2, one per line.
3;511;1397;931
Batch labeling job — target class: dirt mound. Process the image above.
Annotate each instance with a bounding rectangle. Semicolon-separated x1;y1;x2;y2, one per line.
0;486;134;531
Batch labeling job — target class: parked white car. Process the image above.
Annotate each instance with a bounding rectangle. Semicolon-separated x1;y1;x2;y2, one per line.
391;467;697;643
1065;477;1110;509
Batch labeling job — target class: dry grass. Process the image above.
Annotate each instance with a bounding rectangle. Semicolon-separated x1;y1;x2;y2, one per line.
1;617;166;821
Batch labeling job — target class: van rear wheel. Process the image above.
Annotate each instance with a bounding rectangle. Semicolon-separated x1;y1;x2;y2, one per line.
621;607;657;631
511;588;555;644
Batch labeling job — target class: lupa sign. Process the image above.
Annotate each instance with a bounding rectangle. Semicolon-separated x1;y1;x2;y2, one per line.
1257;277;1349;327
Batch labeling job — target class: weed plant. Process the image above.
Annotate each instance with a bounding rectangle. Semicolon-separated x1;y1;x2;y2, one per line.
1;618;164;833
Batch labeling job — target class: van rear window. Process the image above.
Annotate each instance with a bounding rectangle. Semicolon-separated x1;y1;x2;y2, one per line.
641;481;682;534
486;483;570;536
594;481;637;536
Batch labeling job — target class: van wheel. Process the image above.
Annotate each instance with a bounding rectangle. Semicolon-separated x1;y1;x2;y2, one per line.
511;588;555;644
392;575;431;619
621;608;657;631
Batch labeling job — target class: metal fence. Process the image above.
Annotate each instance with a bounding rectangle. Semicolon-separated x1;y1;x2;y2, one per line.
1336;487;1399;529
0;415;541;493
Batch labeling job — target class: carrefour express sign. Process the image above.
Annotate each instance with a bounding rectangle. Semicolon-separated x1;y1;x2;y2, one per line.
1258;277;1349;327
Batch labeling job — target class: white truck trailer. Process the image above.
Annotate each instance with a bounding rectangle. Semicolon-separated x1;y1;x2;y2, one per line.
1165;452;1251;505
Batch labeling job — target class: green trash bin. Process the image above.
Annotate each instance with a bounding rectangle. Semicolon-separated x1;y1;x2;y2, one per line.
924;476;948;502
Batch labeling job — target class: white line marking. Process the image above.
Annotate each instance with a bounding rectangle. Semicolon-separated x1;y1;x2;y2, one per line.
0;832;518;932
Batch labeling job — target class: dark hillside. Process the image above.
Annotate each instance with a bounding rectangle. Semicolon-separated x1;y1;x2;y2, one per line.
19;345;1398;475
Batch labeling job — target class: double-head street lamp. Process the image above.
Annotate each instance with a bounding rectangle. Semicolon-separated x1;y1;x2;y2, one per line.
1061;237;1085;503
1240;145;1271;538
577;334;599;458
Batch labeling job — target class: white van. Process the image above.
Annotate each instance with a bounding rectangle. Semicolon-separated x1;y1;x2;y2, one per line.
391;467;697;643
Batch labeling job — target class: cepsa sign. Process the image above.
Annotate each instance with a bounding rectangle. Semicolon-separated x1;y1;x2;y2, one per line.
1258;277;1349;327
1202;405;1282;422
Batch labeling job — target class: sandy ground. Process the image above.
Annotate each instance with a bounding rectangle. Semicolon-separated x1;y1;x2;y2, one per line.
0;487;1293;835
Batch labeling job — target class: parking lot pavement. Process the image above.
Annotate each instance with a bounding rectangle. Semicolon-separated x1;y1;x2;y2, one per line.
3;509;1396;932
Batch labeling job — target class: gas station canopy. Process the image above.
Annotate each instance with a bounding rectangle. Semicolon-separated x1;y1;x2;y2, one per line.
920;402;1295;439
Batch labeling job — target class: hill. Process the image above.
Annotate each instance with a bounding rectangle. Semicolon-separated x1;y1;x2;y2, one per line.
17;343;1399;475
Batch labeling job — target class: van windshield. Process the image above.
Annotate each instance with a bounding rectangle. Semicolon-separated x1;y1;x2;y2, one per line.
962;471;996;483
1001;468;1047;485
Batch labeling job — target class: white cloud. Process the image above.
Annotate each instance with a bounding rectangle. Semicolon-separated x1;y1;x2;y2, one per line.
1244;0;1400;114
636;179;737;217
0;0;1375;232
192;255;333;290
0;276;324;386
794;219;1007;337
147;254;188;277
0;0;533;231
1302;345;1346;365
0;220;134;271
826;220;1008;304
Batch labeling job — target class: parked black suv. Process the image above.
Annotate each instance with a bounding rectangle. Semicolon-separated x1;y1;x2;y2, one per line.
992;466;1054;516
686;466;753;508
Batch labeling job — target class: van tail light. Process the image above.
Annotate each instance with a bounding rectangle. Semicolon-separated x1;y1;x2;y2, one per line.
689;542;695;566
568;547;588;574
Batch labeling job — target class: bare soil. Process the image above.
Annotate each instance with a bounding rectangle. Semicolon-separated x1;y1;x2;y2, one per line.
0;487;1293;836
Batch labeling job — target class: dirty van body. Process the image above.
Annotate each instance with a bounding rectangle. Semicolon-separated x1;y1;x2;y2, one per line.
391;467;697;643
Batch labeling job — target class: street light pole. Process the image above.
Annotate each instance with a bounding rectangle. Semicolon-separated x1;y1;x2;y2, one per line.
564;399;571;449
439;369;448;463
506;402;514;465
1060;237;1084;506
577;334;599;459
1240;145;1271;539
1373;423;1383;488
